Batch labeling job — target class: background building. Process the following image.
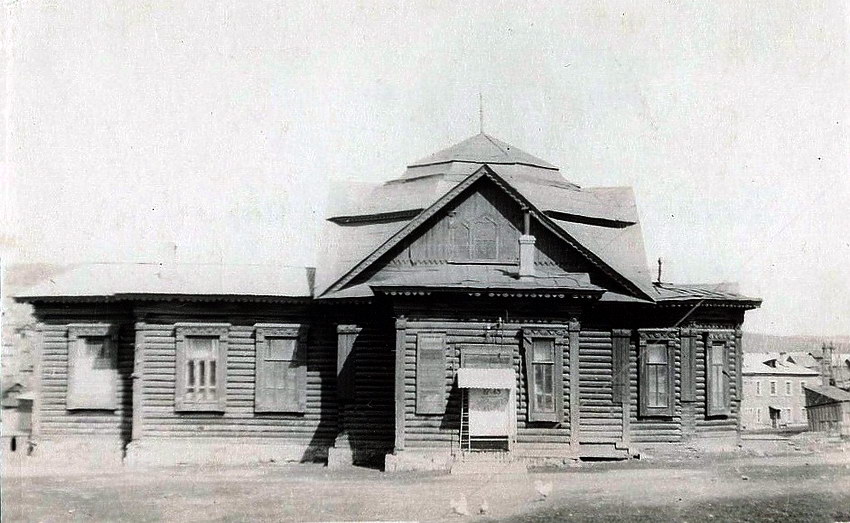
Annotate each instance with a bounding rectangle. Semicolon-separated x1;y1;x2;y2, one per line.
741;353;819;431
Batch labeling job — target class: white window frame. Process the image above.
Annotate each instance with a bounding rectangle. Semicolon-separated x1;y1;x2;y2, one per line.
175;323;229;412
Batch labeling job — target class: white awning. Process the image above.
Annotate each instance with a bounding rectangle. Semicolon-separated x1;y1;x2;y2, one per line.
457;368;515;389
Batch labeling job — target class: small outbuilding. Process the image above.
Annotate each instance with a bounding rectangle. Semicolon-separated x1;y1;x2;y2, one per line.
803;385;850;438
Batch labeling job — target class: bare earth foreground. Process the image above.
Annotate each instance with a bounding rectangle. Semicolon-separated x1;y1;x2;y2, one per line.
3;449;849;522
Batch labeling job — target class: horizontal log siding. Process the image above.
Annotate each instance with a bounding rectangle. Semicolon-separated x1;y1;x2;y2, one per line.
346;322;395;449
578;330;622;443
139;322;337;442
694;331;739;434
629;337;682;442
403;320;571;451
38;324;133;439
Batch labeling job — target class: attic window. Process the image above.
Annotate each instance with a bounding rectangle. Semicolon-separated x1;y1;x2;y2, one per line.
450;213;503;262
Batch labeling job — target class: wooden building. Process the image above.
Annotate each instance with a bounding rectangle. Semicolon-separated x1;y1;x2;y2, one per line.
803;385;850;438
17;133;761;469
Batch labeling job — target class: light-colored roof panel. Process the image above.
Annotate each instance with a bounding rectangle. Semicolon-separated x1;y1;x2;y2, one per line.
551;218;655;298
653;282;760;303
16;263;314;299
742;353;820;375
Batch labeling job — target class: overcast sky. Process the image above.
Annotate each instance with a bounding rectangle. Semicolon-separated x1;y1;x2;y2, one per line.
2;2;848;336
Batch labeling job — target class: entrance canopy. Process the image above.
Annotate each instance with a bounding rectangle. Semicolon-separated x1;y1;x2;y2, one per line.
457;368;515;389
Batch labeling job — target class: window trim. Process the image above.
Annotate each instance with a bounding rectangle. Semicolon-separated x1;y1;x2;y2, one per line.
522;328;566;423
67;324;118;411
638;330;677;418
175;323;229;413
254;324;308;414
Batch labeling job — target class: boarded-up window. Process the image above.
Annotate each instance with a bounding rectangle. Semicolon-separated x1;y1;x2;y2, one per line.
416;332;446;414
67;327;117;411
680;333;695;402
473;217;498;259
523;330;565;423
706;341;730;416
612;331;630;403
639;343;674;417
255;329;307;413
175;324;228;412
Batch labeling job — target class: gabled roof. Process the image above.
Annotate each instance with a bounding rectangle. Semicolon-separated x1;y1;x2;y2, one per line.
409;132;558;170
317;165;655;300
16;263;314;300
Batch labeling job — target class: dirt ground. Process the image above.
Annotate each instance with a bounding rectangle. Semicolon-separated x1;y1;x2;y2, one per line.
2;448;850;522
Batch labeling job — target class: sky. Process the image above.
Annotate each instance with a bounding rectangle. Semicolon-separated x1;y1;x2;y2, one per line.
1;1;848;336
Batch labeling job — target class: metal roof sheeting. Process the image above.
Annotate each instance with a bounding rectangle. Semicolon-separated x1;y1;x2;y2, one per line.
16;263;314;299
804;384;850;402
408;133;557;170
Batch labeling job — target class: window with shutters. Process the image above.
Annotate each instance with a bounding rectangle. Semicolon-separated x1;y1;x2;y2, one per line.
175;324;228;412
522;329;565;423
255;325;307;413
706;340;731;417
638;331;676;417
67;324;117;410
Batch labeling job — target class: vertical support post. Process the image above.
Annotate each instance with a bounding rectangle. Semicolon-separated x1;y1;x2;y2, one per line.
569;318;581;450
132;322;146;442
394;317;407;453
735;326;744;443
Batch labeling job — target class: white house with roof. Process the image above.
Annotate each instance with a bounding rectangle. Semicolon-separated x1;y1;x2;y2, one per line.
741;353;819;430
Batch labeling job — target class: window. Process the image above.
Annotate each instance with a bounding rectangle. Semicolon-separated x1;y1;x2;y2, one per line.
175;324;228;412
801;381;806;394
770;381;777;396
639;339;675;417
416;332;447;414
67;324;117;410
531;339;555;413
785;381;792;396
449;213;507;262
706;341;730;416
255;325;307;413
756;381;762;396
523;329;565;422
756;408;762;423
472;217;498;260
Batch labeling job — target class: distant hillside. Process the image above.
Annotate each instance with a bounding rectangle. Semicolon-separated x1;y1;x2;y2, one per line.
743;332;850;354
